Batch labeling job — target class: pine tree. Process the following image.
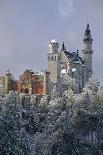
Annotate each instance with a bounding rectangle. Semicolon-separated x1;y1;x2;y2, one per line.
0;91;32;155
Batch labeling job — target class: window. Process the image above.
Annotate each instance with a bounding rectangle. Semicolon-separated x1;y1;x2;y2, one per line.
51;56;53;61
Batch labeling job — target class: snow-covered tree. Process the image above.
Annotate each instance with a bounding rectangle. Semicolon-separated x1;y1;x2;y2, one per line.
61;73;79;93
83;92;92;113
48;85;66;111
0;91;32;154
19;93;31;110
39;95;48;113
51;85;60;100
0;79;103;154
83;79;99;95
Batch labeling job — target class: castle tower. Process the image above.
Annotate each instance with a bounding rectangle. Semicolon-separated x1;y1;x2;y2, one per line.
83;24;93;81
48;39;61;90
5;70;12;95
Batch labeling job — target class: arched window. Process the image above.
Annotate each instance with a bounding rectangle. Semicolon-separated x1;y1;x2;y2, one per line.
51;56;53;61
24;88;29;94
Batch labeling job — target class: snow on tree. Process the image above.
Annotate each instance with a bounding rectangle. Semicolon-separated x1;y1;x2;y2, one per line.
0;91;32;154
92;86;103;113
61;72;79;93
19;93;31;110
62;89;74;110
39;95;48;113
5;90;22;118
51;84;60;100
83;79;99;95
48;85;66;110
83;92;92;113
0;79;103;154
0;96;6;113
30;95;36;106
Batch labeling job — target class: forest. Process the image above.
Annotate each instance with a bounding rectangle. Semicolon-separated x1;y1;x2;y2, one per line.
0;78;103;155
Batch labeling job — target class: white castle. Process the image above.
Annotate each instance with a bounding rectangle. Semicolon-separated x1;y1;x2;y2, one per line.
47;24;93;94
0;24;93;96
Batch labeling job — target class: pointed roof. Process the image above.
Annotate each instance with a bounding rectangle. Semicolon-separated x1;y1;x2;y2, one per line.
85;24;91;36
83;24;93;42
61;42;66;51
63;49;84;64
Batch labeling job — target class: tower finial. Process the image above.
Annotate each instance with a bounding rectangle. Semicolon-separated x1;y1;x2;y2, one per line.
85;23;90;35
49;39;59;53
83;24;93;42
82;24;93;81
87;23;89;29
62;41;66;51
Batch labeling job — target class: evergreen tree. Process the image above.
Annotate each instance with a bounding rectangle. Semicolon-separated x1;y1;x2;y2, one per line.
0;91;32;155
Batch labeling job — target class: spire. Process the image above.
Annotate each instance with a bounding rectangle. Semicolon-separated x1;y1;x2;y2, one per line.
83;24;93;42
61;42;66;51
85;24;91;35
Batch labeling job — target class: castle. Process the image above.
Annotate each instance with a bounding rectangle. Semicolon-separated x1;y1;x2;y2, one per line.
0;24;93;96
47;24;93;93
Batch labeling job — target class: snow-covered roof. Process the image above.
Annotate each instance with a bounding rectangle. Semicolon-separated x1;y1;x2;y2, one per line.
73;58;82;64
61;69;67;74
63;50;84;65
40;71;43;75
51;39;57;43
82;64;86;67
72;68;76;72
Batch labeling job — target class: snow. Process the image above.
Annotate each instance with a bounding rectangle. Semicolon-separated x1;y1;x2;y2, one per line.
0;78;103;154
72;68;76;72
51;39;57;43
61;68;67;73
74;60;82;64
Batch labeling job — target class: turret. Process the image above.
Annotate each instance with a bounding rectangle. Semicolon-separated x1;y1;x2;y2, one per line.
83;24;93;81
5;70;12;94
61;42;66;51
49;39;59;54
48;39;61;93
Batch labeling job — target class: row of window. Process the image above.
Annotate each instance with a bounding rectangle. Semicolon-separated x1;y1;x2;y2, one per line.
20;88;43;94
48;56;60;61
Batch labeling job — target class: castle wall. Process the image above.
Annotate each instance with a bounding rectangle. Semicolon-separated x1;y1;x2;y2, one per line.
18;69;44;95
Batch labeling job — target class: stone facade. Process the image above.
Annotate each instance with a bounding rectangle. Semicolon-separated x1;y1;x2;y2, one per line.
0;70;18;96
0;69;50;96
47;24;93;93
18;69;50;95
48;39;61;92
83;24;93;81
18;69;44;95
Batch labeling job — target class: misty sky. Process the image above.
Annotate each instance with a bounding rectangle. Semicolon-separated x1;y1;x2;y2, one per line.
0;0;103;81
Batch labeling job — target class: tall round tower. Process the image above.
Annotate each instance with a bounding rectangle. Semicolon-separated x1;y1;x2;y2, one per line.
48;39;61;90
49;39;59;54
83;24;93;81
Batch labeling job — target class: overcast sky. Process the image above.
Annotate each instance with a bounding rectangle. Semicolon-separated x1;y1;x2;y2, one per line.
0;0;103;81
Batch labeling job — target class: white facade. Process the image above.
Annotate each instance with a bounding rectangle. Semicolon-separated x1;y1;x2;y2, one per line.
83;24;93;81
47;24;93;94
48;39;61;92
